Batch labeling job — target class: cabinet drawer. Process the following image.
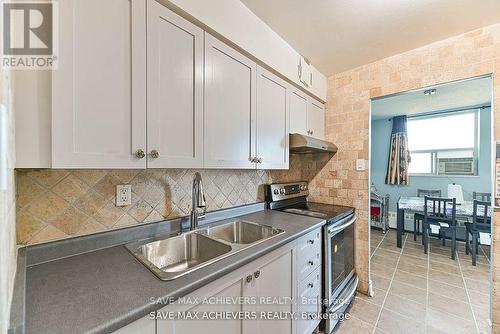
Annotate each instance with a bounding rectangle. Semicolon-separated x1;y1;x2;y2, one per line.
298;266;321;298
297;268;322;334
297;228;321;281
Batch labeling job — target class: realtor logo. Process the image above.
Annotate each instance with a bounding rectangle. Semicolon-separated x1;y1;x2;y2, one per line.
1;1;58;69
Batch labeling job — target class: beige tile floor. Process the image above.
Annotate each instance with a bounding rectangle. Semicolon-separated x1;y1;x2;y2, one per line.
333;229;491;334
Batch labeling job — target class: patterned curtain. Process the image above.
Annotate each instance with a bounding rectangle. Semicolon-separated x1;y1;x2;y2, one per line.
385;115;410;185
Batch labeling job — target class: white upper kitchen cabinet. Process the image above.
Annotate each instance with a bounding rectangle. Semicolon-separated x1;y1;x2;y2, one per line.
204;33;257;169
255;67;289;170
289;88;325;140
307;98;325;140
289;88;308;136
147;0;203;168
52;0;146;169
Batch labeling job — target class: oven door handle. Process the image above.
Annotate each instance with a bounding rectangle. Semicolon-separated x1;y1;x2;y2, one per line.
328;215;356;234
329;275;359;313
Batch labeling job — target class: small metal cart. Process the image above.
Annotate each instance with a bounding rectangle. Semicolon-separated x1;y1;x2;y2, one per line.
370;183;389;233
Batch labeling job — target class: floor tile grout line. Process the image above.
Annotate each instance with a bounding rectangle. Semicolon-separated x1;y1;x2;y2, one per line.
371;233;407;334
370;230;387;259
456;248;481;334
479;244;491;265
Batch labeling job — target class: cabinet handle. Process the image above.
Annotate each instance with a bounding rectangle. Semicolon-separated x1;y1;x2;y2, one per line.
311;130;314;135
307;239;315;245
150;150;159;159
254;270;261;279
308;260;314;266
135;149;145;159
246;275;253;283
249;157;257;163
257;158;263;163
308;283;314;288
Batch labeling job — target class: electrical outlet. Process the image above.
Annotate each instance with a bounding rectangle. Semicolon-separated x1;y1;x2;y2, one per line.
116;185;132;206
356;159;366;171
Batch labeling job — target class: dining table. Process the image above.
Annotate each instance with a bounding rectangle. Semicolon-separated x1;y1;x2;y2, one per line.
396;196;492;248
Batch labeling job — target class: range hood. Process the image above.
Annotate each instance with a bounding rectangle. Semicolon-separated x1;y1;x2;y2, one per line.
289;133;338;154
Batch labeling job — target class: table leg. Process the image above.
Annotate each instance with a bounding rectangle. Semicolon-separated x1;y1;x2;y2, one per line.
397;206;404;248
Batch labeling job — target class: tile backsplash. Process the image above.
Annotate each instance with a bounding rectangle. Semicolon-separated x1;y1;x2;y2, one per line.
15;154;328;245
16;168;269;245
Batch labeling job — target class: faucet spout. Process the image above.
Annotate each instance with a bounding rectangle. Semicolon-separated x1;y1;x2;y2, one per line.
190;172;206;231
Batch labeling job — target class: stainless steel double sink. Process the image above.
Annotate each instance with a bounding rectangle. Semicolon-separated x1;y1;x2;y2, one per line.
125;220;284;281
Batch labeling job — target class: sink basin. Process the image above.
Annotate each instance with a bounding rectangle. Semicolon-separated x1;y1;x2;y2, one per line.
126;220;284;281
204;220;283;244
127;232;232;280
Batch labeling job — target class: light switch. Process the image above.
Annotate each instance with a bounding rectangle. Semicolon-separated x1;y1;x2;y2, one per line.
356;159;366;171
116;185;132;206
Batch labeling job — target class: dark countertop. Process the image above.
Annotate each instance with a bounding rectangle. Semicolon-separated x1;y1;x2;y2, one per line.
25;209;326;334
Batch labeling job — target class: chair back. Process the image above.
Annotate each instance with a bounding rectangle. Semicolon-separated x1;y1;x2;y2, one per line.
473;192;491;202
423;196;456;225
417;189;442;197
472;199;491;231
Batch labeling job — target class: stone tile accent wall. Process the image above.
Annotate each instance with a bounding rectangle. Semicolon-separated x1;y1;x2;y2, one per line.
316;22;500;329
16;168;270;245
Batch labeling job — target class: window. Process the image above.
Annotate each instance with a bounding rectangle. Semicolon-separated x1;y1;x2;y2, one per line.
407;110;478;176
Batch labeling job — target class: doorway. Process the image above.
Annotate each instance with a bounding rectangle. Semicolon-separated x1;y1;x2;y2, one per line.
364;75;493;333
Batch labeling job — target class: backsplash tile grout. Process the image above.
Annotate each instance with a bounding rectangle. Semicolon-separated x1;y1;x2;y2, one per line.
16;169;270;245
15;154;327;245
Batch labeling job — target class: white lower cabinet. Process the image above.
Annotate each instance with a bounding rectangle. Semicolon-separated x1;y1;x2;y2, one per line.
295;228;322;334
156;242;295;334
297;268;322;334
112;315;156;334
114;228;324;334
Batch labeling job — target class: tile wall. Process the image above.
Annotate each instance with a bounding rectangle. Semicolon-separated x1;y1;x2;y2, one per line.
15;153;327;245
314;22;500;328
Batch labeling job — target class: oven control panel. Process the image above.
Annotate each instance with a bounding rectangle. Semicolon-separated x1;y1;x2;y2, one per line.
267;181;309;201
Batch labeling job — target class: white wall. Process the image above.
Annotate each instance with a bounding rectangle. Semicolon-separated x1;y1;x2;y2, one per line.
14;71;51;167
0;66;17;333
163;0;327;100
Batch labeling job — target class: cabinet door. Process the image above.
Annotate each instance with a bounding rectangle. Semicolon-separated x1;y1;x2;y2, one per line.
289;89;308;136
256;67;289;170
147;1;203;168
157;280;243;334
204;33;256;169
113;315;155;334
307;99;325;140
243;250;293;334
52;0;146;168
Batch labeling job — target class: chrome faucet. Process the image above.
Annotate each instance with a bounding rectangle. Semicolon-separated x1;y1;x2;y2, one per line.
190;172;206;230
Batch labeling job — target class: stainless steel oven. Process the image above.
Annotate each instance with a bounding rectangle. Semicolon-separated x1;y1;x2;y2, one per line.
266;181;357;333
323;213;358;333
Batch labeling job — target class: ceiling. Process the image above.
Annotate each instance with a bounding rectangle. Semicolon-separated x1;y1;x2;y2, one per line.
371;76;492;120
240;0;500;76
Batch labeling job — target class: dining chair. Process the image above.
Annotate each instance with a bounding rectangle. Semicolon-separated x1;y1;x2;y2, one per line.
465;200;491;266
414;189;442;242
423;196;457;260
473;192;492;202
